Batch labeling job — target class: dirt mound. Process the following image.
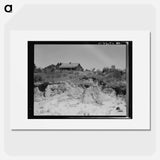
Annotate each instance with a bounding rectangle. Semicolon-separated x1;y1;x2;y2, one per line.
45;83;66;97
34;80;127;116
102;87;115;95
82;85;105;105
35;81;108;105
64;81;83;99
44;81;83;99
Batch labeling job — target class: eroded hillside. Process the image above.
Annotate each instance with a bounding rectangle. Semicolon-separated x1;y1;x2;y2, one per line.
34;80;126;116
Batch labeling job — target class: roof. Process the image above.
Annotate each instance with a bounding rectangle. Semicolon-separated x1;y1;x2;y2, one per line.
59;63;80;68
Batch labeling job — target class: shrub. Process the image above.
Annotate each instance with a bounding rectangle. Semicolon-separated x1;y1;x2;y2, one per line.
62;73;67;77
74;72;79;75
102;67;110;73
34;75;43;82
46;75;50;79
69;75;73;79
56;74;61;78
38;82;49;92
34;68;42;73
107;81;126;96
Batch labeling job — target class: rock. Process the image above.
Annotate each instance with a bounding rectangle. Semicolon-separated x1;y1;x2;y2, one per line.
115;106;123;112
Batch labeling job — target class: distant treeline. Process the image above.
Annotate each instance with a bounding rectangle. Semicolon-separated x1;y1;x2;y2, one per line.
34;63;125;73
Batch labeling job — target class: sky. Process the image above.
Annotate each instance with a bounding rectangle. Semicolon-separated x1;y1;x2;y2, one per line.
34;44;126;70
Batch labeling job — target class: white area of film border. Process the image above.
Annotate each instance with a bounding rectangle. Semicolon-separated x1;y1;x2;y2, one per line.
9;31;150;130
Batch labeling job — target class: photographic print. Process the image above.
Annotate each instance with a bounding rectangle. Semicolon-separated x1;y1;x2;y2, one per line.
28;41;132;119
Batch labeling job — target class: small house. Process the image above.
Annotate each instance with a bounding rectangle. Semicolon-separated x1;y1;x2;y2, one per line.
59;62;83;71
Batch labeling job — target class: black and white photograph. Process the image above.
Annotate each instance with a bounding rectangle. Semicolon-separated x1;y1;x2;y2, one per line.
28;41;132;119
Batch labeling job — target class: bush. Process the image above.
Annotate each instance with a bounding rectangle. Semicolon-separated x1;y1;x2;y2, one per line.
107;81;126;96
69;75;73;79
56;74;61;78
46;75;50;79
62;73;67;77
34;68;42;73
34;75;43;82
102;67;110;74
74;72;79;75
